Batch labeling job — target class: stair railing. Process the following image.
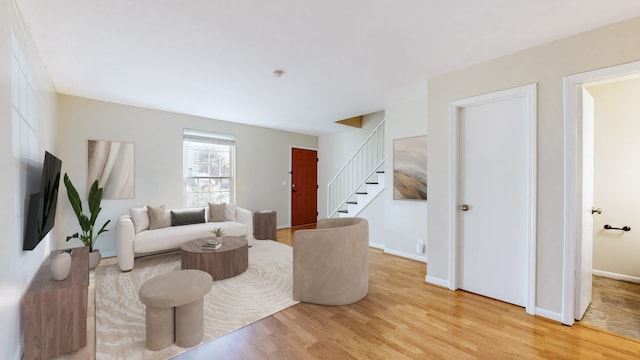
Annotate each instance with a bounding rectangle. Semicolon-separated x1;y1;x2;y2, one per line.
327;120;385;217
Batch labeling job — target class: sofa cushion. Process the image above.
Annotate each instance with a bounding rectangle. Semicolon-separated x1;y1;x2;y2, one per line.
171;208;206;226
134;221;248;254
208;202;237;222
225;203;237;221
209;203;226;222
129;206;149;233
148;205;171;230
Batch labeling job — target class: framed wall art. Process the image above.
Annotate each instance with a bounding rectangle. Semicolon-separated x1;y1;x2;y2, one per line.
393;135;427;200
87;140;135;199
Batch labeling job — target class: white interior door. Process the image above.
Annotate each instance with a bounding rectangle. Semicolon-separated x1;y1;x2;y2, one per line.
458;92;531;308
575;86;595;320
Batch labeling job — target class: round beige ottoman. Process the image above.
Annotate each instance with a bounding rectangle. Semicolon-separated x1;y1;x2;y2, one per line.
139;269;212;350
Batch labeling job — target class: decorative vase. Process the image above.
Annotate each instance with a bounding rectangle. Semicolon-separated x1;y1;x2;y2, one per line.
50;251;72;281
89;250;102;270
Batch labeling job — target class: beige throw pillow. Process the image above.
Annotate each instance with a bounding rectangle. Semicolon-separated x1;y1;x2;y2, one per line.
148;205;170;230
209;202;227;222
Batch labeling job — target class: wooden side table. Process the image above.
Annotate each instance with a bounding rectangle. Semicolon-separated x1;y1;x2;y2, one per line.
254;210;277;240
23;247;89;360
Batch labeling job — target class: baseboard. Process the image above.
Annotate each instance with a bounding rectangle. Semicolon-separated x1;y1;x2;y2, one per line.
384;248;427;263
425;275;449;288
368;242;384;250
535;307;563;323
592;269;640;283
101;250;116;258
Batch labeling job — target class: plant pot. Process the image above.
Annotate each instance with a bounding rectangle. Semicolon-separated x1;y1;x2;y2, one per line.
89;250;102;270
50;250;72;281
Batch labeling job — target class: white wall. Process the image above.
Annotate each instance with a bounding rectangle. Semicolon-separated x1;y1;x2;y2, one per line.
56;95;317;256
587;78;640;279
318;95;428;262
0;1;58;358
383;96;428;261
427;16;640;318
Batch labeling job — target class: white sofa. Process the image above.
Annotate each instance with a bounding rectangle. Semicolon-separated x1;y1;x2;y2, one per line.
116;204;253;271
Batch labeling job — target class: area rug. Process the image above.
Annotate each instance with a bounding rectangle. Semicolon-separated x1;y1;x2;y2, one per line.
94;240;298;360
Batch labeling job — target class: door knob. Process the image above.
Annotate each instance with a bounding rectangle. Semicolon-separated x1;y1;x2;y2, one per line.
460;204;470;211
591;207;602;215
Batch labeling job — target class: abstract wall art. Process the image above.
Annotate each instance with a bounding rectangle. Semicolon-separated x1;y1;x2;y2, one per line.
87;140;135;199
393;135;427;200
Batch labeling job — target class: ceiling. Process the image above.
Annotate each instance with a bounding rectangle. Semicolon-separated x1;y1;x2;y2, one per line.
15;0;640;136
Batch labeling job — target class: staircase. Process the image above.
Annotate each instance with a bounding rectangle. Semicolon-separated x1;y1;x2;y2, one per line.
327;120;385;218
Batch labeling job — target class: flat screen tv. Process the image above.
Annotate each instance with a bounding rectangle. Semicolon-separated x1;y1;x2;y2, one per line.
23;151;62;250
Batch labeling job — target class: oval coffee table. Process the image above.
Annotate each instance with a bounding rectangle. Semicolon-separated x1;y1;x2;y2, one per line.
180;236;248;280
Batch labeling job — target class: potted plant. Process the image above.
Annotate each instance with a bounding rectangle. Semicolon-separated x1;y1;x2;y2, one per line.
211;227;224;239
63;173;111;269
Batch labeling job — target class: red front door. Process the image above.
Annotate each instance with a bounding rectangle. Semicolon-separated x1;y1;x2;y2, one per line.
291;148;317;226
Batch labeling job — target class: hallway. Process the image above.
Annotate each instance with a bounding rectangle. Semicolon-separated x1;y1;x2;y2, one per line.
580;276;640;340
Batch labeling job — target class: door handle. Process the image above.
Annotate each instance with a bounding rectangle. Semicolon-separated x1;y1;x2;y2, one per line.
591;207;602;215
460;204;470;211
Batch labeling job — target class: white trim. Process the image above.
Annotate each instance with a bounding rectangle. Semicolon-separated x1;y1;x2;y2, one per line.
368;242;428;263
448;84;538;315
384;248;427;263
535;307;563;323
425;275;450;288
592;270;640;284
561;60;640;326
448;101;459;291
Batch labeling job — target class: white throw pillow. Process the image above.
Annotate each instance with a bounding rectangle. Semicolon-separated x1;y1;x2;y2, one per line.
129;206;149;233
225;203;237;221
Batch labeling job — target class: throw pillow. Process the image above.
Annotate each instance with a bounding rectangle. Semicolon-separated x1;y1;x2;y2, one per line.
148;205;171;230
209;202;226;222
129;206;149;233
225;203;237;221
171;208;206;226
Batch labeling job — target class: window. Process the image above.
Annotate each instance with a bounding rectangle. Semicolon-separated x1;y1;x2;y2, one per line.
183;129;235;207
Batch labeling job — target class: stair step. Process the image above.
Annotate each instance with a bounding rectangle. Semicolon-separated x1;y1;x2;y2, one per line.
366;181;378;185
376;170;384;173
338;210;348;213
356;192;367;195
347;201;358;205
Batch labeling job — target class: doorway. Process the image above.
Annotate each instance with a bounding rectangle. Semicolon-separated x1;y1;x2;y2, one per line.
449;84;537;314
291;147;318;226
562;60;640;328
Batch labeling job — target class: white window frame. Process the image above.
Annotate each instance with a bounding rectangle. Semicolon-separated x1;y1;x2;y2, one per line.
183;129;236;207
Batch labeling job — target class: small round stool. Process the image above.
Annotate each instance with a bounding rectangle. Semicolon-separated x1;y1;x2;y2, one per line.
139;270;212;350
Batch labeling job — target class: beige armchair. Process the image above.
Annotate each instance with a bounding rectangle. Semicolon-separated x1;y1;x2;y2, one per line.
293;217;369;305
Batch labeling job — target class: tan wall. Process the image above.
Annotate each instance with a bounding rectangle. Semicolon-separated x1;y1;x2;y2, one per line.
587;78;640;278
427;16;640;316
56;95;317;256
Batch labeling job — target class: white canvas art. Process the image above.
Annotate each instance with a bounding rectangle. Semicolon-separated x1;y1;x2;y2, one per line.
87;140;135;199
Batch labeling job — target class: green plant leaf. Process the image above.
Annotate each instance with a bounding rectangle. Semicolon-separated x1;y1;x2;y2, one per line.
63;173;111;251
63;174;84;219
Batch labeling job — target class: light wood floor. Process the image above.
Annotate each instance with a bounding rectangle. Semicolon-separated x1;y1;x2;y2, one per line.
57;226;640;359
176;227;640;359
